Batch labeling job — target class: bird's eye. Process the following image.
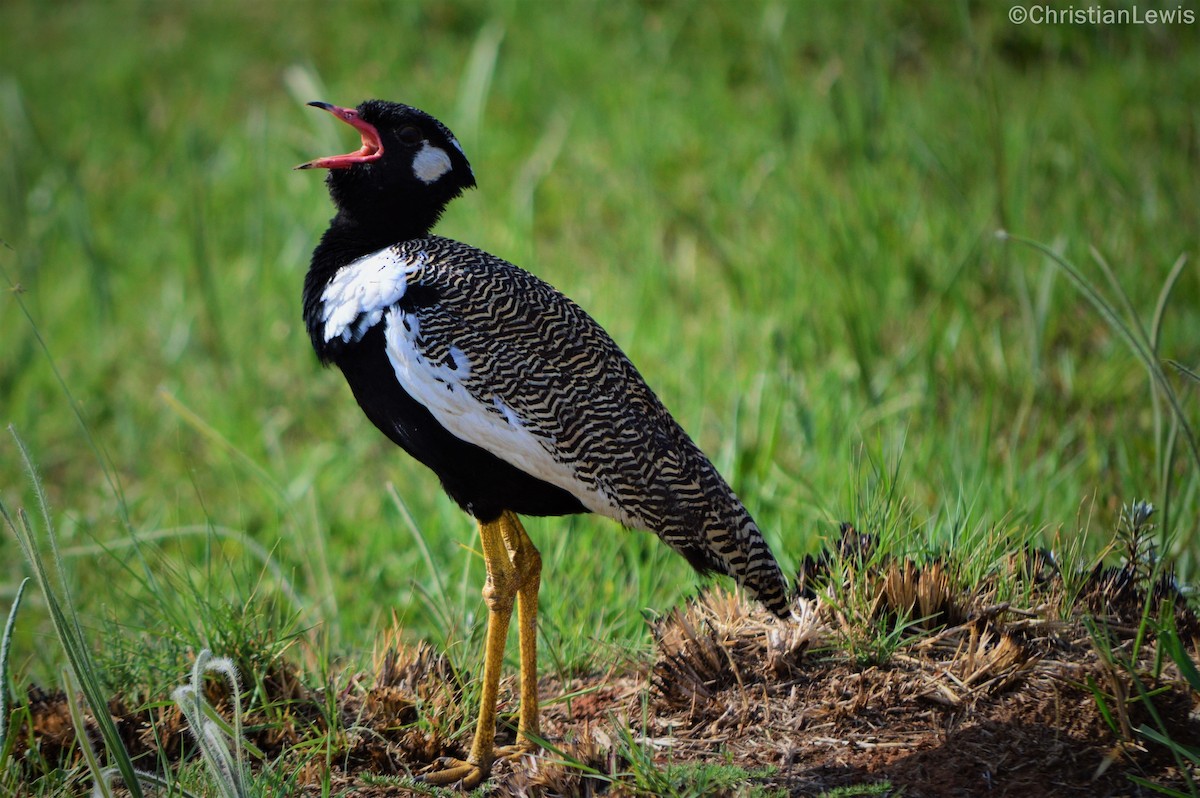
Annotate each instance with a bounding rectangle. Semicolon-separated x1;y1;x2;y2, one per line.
399;126;423;144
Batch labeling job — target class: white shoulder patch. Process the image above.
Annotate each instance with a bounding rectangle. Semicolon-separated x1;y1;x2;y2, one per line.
412;143;453;184
321;247;425;343
381;308;629;523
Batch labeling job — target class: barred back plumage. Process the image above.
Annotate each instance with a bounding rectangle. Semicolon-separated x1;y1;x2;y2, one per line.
314;235;790;616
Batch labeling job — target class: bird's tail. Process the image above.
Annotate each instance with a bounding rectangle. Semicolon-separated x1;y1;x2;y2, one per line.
661;492;792;618
637;427;791;617
716;511;791;617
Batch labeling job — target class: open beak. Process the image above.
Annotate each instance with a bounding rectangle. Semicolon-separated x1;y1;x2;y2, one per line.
295;102;384;170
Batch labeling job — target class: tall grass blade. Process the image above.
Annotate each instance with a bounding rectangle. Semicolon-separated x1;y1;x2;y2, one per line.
1150;255;1189;354
1170;361;1200;385
0;577;29;760
3;428;145;798
1160;620;1200;693
387;484;449;614
57;524;305;614
1091;245;1157;362
0;275;168;613
1125;773;1194;798
1000;234;1200;473
1138;724;1200;766
63;668;112;798
283;63;328;112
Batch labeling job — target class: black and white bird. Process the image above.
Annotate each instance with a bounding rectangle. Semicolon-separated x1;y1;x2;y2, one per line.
298;99;789;787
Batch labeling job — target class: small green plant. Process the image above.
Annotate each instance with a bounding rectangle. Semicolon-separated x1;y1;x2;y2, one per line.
815;784;896;798
1087;609;1200;797
609;701;784;798
170;649;250;798
1078;502;1198;795
86;648;265;798
654;762;784;798
1128;613;1200;797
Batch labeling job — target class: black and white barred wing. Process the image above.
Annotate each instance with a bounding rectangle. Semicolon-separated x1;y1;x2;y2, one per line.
385;239;699;532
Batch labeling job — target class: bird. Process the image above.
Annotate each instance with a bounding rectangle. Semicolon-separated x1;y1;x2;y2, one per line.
298;99;790;788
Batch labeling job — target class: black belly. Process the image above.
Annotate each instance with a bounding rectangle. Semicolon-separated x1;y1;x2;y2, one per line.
333;325;588;522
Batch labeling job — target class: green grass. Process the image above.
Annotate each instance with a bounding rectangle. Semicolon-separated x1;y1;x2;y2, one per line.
1;0;1199;791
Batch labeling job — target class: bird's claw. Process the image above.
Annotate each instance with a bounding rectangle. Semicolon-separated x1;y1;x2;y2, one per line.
416;757;488;790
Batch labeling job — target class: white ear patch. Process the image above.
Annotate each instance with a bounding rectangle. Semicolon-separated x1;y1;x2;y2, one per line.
412;143;453;184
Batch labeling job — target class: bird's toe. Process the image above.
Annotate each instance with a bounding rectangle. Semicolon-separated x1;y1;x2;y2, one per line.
496;739;539;762
416;757;488;789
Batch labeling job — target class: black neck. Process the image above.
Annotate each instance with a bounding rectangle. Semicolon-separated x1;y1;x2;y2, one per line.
316;212;408;264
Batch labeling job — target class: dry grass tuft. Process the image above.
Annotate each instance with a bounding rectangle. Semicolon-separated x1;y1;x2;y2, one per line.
336;636;468;775
880;558;965;629
651;588;822;712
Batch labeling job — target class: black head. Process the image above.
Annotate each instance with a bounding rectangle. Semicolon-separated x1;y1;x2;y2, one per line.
298;100;476;236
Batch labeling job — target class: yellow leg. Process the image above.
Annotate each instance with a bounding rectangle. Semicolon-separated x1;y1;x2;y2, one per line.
498;510;541;752
418;511;541;788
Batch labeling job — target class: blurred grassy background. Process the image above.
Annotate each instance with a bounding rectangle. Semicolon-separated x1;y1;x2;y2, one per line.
1;0;1198;686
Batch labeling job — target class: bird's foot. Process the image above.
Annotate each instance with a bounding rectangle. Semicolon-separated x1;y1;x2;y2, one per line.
496;738;539;762
416;757;489;790
415;741;539;788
